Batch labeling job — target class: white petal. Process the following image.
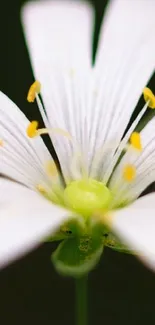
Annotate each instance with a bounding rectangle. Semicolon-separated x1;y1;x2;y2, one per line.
0;91;56;189
109;194;155;271
0;178;71;268
89;0;155;177
109;117;155;206
22;0;94;182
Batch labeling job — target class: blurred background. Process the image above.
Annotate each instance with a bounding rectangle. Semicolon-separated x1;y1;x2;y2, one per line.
0;0;155;324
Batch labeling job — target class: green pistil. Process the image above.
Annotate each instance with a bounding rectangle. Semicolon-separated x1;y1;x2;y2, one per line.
64;178;112;218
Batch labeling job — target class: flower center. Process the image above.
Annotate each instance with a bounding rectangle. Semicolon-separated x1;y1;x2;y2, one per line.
64;178;112;217
25;82;155;210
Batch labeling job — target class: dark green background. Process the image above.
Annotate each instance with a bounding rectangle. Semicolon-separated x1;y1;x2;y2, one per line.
0;0;155;324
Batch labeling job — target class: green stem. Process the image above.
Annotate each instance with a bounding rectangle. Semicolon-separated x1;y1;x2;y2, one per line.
75;276;88;325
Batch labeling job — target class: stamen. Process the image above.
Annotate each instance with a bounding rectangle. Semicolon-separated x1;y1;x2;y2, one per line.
27;126;72;140
103;100;149;184
35;94;49;128
143;87;155;109
26;121;38;138
36;184;47;194
27;81;41;103
27;80;50;129
130;132;142;151
46;161;58;177
123;164;136;182
26;120;85;182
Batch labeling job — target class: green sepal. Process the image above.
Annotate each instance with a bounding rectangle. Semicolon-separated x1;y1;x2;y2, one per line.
47;232;70;242
47;217;86;242
52;235;104;278
105;233;133;254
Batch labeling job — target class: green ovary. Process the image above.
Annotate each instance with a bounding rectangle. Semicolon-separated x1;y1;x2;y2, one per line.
64;178;112;217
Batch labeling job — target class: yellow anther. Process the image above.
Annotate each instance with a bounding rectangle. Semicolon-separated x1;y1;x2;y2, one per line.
143;87;155;109
26;121;38;138
27;81;41;103
130;132;142;151
36;184;46;194
46;161;58;177
26;122;72;143
123;164;136;182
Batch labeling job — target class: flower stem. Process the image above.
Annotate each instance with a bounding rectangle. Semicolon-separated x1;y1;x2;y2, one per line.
75;276;88;325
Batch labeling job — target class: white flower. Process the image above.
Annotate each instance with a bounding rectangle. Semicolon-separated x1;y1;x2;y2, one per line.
1;0;155;272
